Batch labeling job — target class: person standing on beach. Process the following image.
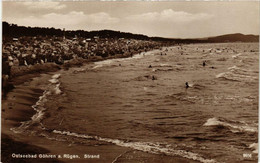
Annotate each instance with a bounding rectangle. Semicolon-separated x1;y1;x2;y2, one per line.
2;52;12;77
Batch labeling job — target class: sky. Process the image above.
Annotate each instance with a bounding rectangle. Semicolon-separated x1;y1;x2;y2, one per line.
2;1;259;38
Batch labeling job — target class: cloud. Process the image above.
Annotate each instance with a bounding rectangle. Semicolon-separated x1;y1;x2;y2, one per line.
22;2;66;10
3;9;214;37
5;11;120;30
126;9;213;24
113;9;215;37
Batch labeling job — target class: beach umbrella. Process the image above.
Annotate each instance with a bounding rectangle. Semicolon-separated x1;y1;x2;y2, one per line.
8;56;14;61
13;58;19;66
22;53;29;58
32;54;36;59
9;61;14;66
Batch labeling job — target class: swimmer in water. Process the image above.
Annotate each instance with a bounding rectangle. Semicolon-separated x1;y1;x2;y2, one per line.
149;65;152;68
185;82;189;88
152;76;156;80
203;61;206;67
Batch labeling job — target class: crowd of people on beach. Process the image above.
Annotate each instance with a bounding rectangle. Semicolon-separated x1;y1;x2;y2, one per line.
2;36;170;79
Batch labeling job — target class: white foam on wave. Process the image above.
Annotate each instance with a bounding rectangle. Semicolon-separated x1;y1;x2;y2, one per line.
48;78;59;84
52;74;61;79
93;59;120;69
228;65;254;73
92;49;161;69
49;74;62;95
53;83;62;95
249;143;258;154
92;64;103;69
96;59;114;65
49;74;61;85
132;53;145;59
31;90;49;122
11;90;50;133
219;72;256;81
228;65;238;70
73;68;87;74
11;73;63;133
216;66;257;81
216;72;226;78
232;53;242;58
203;117;257;133
53;130;216;163
159;64;172;67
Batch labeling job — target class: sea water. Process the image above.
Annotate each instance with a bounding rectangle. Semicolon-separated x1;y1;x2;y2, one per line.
9;43;258;163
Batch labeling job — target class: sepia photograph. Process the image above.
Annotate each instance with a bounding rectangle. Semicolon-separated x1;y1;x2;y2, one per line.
1;1;259;163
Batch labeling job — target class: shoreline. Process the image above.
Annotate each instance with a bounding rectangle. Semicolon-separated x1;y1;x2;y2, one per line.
2;50;144;96
2;46;200;163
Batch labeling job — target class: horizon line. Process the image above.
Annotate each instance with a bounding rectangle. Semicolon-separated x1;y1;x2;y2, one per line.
2;21;259;40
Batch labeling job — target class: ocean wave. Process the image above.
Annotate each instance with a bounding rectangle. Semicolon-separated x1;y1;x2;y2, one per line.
228;65;256;74
241;58;258;64
203;117;257;133
134;75;157;81
11;89;49;133
48;78;59;84
53;130;217;163
249;143;258;154
215;72;226;78
92;49;161;69
49;74;62;95
53;83;62;95
216;66;257;82
227;65;238;70
216;72;257;81
52;74;61;79
153;68;174;72
92;58;123;69
232;53;242;59
11;73;62;133
92;64;103;69
73;68;87;74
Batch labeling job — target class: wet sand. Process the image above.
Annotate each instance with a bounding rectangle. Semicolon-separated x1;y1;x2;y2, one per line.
1;47;199;163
